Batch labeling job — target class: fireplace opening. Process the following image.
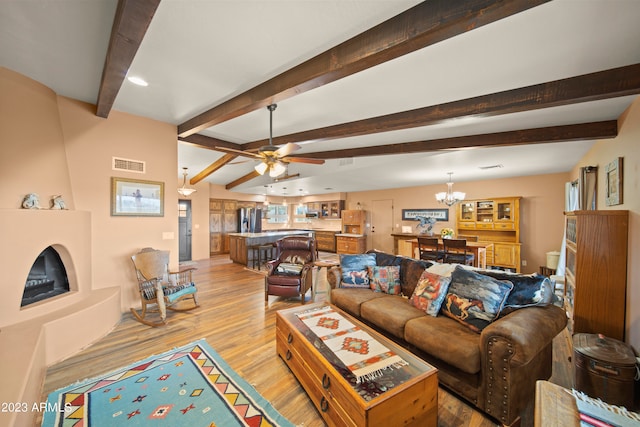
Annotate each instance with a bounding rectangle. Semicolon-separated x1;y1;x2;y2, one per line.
21;246;70;307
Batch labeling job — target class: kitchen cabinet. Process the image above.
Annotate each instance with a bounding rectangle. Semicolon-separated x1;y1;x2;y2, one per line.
315;230;337;252
336;235;366;254
320;200;345;218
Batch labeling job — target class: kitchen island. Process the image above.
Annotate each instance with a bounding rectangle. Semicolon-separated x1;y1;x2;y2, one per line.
228;230;313;266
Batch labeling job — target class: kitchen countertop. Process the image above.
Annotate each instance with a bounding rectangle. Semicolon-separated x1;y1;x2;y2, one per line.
335;233;364;237
228;230;311;238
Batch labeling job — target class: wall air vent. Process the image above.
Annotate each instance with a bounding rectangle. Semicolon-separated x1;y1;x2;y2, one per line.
112;157;146;173
339;158;354;167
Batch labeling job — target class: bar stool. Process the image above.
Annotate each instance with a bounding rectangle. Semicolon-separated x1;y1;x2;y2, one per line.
248;245;261;270
248;244;275;270
257;243;275;270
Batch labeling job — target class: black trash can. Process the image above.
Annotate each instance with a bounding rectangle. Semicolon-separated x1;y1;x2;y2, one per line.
573;333;637;409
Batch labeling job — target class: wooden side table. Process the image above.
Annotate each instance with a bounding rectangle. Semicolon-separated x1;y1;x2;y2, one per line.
313;260;339;300
534;381;580;427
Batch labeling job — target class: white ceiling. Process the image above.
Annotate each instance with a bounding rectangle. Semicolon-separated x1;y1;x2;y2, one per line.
2;0;639;197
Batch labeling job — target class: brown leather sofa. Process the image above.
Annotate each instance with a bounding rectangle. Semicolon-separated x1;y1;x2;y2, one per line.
328;250;567;426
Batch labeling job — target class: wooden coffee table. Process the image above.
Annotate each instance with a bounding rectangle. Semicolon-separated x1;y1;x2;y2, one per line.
276;303;437;427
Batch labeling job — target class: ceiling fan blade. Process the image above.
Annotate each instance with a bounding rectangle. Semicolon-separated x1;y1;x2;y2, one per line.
228;159;253;165
215;146;263;159
274;142;300;158
285;156;325;165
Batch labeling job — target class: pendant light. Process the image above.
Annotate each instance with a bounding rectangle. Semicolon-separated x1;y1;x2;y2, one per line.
435;172;465;206
177;167;197;197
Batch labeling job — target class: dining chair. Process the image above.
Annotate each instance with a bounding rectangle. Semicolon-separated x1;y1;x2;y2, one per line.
442;239;475;266
417;237;444;262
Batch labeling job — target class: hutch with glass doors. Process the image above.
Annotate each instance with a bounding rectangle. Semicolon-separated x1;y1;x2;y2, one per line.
456;197;521;271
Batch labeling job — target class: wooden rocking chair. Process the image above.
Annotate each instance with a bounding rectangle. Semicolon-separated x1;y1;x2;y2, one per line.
130;247;199;327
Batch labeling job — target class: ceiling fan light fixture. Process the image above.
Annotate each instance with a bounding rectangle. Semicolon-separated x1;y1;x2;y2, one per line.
254;162;269;175
177;167;197;197
269;161;286;177
435;172;465;206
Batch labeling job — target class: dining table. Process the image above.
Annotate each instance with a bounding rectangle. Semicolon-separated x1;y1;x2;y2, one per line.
408;238;493;269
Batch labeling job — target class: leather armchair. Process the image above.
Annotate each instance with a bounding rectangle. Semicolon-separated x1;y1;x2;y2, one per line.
265;236;317;304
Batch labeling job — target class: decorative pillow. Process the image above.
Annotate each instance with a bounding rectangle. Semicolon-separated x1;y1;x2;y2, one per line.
367;265;401;295
276;263;304;275
425;262;460;277
479;270;556;309
441;266;513;333
340;254;377;288
410;271;452;316
282;254;307;265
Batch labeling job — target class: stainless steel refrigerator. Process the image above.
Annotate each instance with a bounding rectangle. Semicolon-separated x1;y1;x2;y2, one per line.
237;208;262;233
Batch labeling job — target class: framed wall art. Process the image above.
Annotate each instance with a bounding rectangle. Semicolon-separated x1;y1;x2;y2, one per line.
111;177;164;216
401;208;449;221
605;157;623;206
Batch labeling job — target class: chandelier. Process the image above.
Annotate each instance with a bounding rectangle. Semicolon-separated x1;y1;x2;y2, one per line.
435;172;465;206
177;167;197;197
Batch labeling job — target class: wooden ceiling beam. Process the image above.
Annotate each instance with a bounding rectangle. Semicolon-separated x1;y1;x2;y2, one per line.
225;170;261;190
96;0;160;118
179;134;241;151
214;121;614;189
297;121;618;160
190;153;238;185
177;0;548;137
246;64;640;149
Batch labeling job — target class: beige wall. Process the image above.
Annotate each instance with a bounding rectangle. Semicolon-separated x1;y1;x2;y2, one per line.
0;67;182;315
58;97;179;311
344;173;568;274
570;96;640;351
0;67;74;208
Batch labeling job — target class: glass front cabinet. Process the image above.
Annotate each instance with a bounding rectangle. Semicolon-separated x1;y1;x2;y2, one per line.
455;197;521;271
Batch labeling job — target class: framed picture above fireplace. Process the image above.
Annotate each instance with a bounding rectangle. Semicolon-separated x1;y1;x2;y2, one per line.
111;177;164;216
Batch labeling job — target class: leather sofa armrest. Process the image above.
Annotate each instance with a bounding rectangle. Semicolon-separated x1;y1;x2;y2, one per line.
481;305;567;365
478;304;567;425
327;266;342;289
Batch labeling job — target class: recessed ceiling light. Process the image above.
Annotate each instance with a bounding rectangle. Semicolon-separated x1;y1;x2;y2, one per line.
127;76;148;87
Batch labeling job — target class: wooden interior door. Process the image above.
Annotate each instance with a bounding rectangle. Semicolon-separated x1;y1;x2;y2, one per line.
209;199;223;255
178;200;192;261
371;199;394;253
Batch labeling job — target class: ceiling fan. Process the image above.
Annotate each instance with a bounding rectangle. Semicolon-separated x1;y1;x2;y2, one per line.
215;104;324;178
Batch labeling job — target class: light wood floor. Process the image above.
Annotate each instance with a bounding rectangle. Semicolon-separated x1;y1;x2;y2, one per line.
42;255;573;427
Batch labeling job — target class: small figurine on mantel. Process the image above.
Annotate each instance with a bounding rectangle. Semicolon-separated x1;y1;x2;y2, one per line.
415;216;436;235
50;195;67;210
21;193;41;209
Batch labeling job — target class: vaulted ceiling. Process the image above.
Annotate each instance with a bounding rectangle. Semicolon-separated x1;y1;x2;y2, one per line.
2;0;639;197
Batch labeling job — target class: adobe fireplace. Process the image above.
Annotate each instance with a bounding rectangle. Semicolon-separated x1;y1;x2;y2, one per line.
21;246;70;307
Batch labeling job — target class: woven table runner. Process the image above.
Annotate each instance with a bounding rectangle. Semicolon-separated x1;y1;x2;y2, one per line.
296;306;407;383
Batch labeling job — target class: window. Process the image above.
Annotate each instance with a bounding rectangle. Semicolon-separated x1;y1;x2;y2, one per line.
266;204;288;224
293;204;307;223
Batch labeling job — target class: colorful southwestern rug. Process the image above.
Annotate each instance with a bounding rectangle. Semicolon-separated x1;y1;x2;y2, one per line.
296;305;407;383
42;339;294;427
